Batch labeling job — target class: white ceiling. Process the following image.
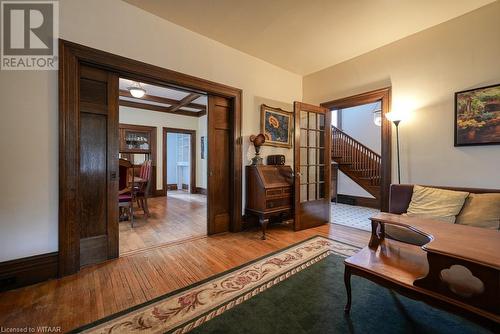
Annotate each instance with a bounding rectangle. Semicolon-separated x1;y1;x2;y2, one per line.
122;0;495;75
119;78;207;113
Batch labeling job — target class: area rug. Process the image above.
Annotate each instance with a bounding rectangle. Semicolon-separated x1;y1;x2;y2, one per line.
72;236;492;334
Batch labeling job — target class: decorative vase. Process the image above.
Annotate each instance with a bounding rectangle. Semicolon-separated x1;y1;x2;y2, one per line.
249;134;266;165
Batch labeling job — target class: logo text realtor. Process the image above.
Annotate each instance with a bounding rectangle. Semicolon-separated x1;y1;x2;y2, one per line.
1;0;58;70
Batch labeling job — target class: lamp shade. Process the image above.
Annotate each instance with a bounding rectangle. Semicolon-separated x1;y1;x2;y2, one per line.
129;86;146;98
385;110;407;123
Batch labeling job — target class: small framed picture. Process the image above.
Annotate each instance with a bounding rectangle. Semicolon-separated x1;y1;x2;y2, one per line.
455;83;500;146
201;136;205;159
260;104;292;148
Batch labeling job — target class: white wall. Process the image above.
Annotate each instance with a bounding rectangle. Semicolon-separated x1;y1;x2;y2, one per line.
0;0;301;262
337;102;381;198
304;2;500;191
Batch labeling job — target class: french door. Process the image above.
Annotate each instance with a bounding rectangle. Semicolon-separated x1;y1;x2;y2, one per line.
293;102;331;230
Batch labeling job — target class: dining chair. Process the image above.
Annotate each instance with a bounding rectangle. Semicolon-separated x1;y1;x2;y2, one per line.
118;158;134;226
135;160;152;217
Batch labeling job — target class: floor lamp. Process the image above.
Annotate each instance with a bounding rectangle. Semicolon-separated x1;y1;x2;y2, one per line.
386;112;403;184
393;119;401;184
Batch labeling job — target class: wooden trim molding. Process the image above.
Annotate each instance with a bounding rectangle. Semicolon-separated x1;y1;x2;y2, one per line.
321;87;392;212
59;39;242;276
162;127;197;194
0;252;58;292
195;187;207;195
335;194;380;209
119;99;204;118
119;89;206;112
154;189;166;197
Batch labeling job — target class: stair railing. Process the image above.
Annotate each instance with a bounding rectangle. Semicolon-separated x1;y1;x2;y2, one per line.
331;125;381;186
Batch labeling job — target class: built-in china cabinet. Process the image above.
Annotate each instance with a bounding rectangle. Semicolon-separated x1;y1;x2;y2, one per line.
119;123;157;196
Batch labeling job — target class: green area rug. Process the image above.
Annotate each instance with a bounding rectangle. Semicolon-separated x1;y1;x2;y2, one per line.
73;236;493;334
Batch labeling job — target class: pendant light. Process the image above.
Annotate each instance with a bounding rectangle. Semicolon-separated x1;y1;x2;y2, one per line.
128;82;146;98
372;103;382;126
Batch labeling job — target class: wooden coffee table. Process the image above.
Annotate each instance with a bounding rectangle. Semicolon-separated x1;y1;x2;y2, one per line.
344;213;500;326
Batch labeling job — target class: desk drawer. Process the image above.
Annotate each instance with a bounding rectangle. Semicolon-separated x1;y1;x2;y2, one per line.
266;198;290;209
266;188;283;197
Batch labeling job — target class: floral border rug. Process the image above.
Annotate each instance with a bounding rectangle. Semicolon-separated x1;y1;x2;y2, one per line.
72;236;359;334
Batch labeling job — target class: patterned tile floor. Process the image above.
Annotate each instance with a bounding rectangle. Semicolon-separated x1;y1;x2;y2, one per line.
330;203;379;231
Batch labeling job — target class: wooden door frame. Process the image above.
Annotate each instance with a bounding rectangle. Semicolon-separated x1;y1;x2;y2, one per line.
162;127;197;194
59;39;242;276
320;87;392;212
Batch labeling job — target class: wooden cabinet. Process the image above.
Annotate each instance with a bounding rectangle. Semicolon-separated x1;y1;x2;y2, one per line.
245;165;293;239
119;123;157;196
119;124;154;153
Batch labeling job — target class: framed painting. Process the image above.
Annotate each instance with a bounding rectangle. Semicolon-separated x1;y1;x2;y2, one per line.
200;136;205;159
455;83;500;146
260;104;292;148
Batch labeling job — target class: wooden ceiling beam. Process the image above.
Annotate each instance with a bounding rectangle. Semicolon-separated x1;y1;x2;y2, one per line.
119;99;204;117
119;89;206;111
169;93;201;112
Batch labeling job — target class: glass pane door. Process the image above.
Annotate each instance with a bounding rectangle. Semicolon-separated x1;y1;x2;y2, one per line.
294;102;331;230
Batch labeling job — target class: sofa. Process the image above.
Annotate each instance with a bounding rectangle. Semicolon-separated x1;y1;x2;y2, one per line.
385;184;500;245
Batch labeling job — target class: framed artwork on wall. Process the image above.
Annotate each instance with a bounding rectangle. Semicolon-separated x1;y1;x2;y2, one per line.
201;136;205;159
260;104;292;148
455;83;500;146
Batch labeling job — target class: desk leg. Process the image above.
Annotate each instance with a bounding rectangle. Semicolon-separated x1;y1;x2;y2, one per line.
259;218;269;240
344;267;352;313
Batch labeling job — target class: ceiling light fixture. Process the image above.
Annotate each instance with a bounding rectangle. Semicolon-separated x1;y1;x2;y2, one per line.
372;103;382;127
128;82;146;98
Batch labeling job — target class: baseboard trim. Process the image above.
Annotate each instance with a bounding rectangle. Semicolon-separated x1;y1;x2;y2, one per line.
0;252;58;292
195;187;207;195
336;194;380;209
154;189;166;197
166;184;178;191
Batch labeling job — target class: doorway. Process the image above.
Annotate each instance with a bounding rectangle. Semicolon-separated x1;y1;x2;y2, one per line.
58;40;242;275
321;88;392;230
117;78;209;255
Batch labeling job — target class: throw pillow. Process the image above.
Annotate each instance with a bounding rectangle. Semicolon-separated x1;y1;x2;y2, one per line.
455;193;500;230
405;185;469;223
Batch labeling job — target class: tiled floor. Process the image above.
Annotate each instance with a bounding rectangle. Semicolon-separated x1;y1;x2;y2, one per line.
330;202;379;231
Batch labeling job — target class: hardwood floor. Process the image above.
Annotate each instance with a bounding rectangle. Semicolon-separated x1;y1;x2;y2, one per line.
0;223;369;332
119;191;207;254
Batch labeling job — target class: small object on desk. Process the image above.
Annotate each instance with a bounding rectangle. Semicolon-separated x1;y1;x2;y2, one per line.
267;154;285;165
245;165;293;239
249;133;266;165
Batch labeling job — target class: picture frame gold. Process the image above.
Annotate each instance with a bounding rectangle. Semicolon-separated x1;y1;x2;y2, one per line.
260;104;292;148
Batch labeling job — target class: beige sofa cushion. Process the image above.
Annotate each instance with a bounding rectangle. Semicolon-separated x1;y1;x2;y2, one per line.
405;185;469;223
455;193;500;230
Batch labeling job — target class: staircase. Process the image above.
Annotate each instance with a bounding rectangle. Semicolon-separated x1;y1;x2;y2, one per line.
331;126;381;199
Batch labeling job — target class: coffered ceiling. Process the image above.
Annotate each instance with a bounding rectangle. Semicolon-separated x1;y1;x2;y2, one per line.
119;78;207;117
122;0;495;75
